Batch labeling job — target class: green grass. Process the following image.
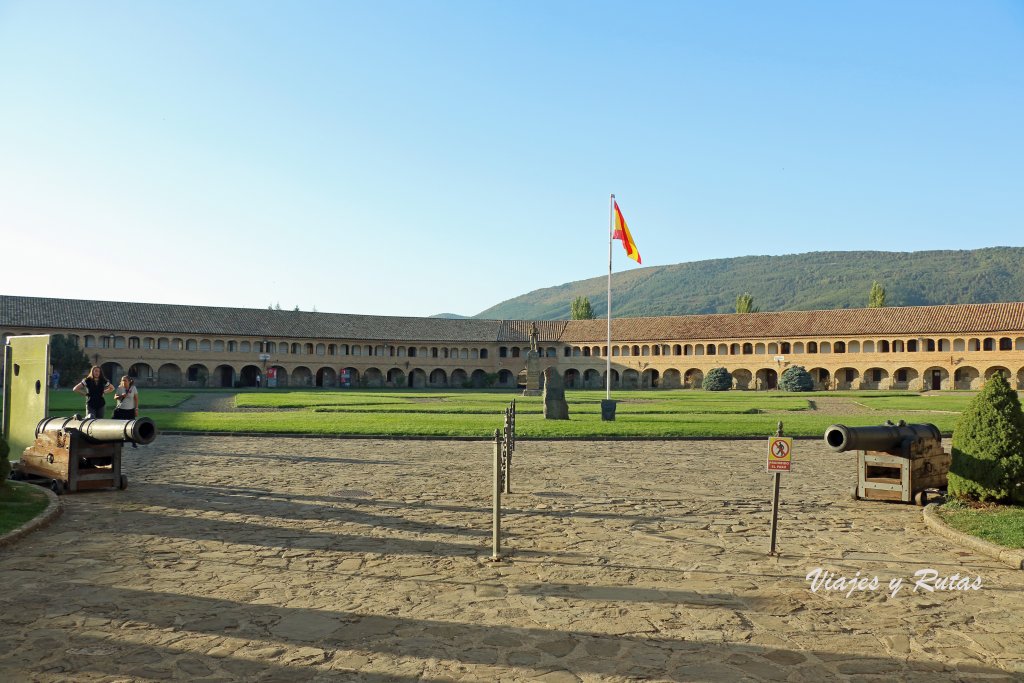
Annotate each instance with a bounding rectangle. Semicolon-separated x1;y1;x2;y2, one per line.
149;405;960;438
48;390;193;413
26;387;953;438
0;481;50;535
939;503;1024;549
854;394;977;413
238;390;811;415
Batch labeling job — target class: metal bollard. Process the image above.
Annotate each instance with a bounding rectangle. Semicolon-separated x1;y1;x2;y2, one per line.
492;428;502;561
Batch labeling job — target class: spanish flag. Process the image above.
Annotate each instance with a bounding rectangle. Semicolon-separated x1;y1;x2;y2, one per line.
611;200;641;264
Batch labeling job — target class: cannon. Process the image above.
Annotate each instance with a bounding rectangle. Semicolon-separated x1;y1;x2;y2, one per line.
12;415;157;494
824;421;950;505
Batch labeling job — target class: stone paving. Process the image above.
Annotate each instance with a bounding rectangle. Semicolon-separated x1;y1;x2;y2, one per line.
0;436;1021;682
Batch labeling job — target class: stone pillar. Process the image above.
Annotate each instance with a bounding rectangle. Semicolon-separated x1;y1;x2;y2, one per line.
522;351;542;396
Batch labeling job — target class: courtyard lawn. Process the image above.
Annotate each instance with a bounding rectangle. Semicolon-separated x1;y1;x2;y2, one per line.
149;392;961;438
48;390;194;414
853;393;979;413
237;390;812;415
939;503;1024;549
0;482;50;536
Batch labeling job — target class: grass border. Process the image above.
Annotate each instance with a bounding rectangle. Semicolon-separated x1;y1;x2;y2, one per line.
0;483;63;548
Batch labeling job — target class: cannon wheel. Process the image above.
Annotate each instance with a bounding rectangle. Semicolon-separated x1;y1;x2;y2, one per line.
49;479;65;495
119;475;128;491
914;490;928;507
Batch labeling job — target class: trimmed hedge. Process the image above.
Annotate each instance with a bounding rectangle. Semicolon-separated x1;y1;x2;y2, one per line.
703;367;732;391
948;373;1024;503
780;365;814;392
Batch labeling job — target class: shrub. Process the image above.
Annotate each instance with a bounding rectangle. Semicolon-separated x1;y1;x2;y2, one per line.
948;373;1024;503
0;436;10;485
780;365;814;392
703;367;732;391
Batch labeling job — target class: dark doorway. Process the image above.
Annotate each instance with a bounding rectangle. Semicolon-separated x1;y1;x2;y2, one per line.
931;370;942;390
765;369;778;390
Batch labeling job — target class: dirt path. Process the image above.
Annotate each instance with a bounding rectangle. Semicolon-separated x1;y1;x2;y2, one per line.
176;392;237;412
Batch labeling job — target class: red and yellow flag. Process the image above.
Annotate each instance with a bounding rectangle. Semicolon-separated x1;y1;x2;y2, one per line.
612;200;641;264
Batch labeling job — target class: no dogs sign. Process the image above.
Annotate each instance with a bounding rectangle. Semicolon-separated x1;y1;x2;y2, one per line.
767;436;793;472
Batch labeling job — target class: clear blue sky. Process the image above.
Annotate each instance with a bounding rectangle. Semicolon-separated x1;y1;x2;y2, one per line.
1;1;1021;317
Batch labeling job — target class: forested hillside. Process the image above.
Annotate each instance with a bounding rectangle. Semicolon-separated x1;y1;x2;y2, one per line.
474;248;1024;320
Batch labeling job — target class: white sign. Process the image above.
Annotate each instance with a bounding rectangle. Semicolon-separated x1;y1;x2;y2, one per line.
767;436;793;472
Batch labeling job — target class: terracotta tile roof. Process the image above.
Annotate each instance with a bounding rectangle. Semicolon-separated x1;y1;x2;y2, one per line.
3;296;1023;344
560;303;1024;342
497;320;569;342
0;296;502;342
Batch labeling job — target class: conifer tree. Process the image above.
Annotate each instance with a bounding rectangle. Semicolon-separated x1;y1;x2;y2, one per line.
703;367;732;391
570;296;595;320
868;281;886;308
948;373;1024;503
779;365;813;392
736;293;759;313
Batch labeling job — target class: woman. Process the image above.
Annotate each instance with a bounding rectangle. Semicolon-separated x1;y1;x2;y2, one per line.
113;375;139;420
72;366;115;419
113;376;140;448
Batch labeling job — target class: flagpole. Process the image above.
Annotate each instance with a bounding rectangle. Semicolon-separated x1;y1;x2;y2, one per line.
607;193;614;400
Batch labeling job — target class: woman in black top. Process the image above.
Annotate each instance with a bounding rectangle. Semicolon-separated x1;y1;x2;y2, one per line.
72;366;115;418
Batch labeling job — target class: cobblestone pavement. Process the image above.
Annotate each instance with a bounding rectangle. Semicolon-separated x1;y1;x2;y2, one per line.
0;436;1021;682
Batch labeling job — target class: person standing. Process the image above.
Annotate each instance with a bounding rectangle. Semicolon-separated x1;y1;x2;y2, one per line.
113;376;140;448
113;376;139;420
72;366;115;418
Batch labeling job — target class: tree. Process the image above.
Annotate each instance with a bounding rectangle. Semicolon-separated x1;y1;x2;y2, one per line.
703;367;732;391
868;281;886;308
948;373;1024;503
50;334;90;388
779;365;814;392
736;293;759;313
570;296;595;320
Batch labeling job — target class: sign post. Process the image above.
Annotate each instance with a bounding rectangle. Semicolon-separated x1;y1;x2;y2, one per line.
767;422;792;556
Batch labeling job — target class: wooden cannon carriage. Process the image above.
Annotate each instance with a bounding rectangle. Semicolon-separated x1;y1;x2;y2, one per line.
824;421;951;506
12;416;157;494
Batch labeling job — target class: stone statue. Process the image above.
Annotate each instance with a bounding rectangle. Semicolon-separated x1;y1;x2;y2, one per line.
542;367;569;420
529;323;539;354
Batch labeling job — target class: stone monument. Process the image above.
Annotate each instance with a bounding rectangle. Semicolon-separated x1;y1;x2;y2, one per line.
522;323;542;396
542;367;569;420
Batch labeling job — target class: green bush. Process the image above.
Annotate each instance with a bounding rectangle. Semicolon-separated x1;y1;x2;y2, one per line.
780;365;814;392
703;367;732;391
0;436;10;485
948;373;1024;503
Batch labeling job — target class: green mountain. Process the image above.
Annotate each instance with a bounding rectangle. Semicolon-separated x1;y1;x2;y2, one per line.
474;248;1024;320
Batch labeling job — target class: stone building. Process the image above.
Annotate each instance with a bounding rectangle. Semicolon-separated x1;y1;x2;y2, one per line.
2;296;1023;391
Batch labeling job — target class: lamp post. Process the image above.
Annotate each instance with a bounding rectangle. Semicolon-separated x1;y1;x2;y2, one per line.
258;351;270;389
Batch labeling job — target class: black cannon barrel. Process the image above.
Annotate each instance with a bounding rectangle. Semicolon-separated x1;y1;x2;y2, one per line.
824;422;941;454
36;416;158;445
